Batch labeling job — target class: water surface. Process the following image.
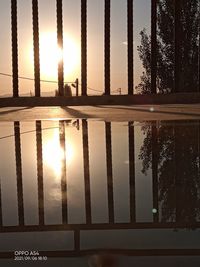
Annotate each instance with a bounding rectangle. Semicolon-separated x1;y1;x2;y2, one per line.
0;119;200;266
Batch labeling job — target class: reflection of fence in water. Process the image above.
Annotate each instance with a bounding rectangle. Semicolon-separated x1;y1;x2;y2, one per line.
0;120;200;257
0;120;200;226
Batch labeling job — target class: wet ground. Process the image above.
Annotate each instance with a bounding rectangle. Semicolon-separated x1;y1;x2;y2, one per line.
0;104;200;121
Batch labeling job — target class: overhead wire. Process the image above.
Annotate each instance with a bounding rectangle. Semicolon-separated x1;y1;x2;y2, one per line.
0;72;74;84
0;71;121;94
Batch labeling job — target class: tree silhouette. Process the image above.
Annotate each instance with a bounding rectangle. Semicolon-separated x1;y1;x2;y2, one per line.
137;0;200;94
139;121;200;223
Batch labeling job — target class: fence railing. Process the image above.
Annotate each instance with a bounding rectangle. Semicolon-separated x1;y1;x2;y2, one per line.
1;0;200;104
5;1;175;97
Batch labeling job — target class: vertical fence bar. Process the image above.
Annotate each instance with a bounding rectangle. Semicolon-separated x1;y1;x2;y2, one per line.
74;230;80;252
0;181;2;226
75;78;79;96
59;121;68;224
57;0;64;96
81;0;87;96
174;125;181;222
172;126;176;221
32;0;41;97
127;0;134;95
174;0;181;93
151;0;157;94
36;121;44;225
105;122;114;223
14;122;24;226
128;122;136;222
104;0;111;95
152;123;159;222
11;0;19;97
198;121;200;189
198;3;200;92
82;120;91;224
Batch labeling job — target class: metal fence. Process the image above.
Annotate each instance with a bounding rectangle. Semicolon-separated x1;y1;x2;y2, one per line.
6;0;136;98
10;0;134;97
0;0;199;106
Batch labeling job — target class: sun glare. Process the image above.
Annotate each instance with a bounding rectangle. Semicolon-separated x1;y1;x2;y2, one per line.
30;32;79;80
43;128;74;178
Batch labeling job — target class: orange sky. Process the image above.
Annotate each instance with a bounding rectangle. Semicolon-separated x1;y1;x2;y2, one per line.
0;0;150;96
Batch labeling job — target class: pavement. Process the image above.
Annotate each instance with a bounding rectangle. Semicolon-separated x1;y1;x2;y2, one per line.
0;104;200;122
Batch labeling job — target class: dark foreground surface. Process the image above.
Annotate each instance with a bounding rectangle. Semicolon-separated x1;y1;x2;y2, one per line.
0;104;200;121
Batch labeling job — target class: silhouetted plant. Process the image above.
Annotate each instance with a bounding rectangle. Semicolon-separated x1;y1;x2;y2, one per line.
137;0;200;94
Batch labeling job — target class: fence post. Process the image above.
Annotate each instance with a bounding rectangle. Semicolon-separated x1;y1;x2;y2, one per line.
11;0;19;97
198;3;200;92
81;0;87;96
76;78;79;96
104;0;111;95
151;0;157;94
56;0;64;96
32;0;41;97
128;0;134;95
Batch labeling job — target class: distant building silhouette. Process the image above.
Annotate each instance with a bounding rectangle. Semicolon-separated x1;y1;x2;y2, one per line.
64;84;72;96
55;84;72;96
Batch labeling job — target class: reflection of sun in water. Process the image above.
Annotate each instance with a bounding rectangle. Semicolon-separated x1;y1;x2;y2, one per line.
43;129;74;177
29;32;79;79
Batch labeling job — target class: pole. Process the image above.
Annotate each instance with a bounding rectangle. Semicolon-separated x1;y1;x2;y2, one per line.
76;78;79;96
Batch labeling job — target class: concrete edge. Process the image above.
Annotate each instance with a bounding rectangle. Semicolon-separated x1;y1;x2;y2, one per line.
0;93;200;107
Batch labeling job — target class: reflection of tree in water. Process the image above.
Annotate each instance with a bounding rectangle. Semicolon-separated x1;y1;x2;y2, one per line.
139;121;200;223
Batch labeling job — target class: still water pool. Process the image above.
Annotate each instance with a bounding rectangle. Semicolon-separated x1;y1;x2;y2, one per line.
0;119;200;266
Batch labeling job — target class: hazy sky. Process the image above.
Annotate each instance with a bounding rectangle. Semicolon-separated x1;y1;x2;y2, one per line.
0;0;150;96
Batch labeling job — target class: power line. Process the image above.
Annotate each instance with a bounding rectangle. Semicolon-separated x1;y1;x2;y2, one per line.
78;82;118;94
0;72;74;84
0;72;101;92
87;87;102;93
0;71;121;94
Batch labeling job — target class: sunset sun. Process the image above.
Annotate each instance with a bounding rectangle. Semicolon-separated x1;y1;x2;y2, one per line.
30;32;79;80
